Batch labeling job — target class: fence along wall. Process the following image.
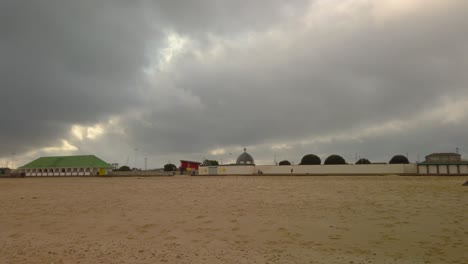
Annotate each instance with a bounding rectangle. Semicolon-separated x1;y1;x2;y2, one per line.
109;171;175;176
418;164;468;175
24;168;108;176
198;164;417;175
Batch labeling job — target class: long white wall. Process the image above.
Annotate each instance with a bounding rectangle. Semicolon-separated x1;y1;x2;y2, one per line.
198;166;256;175
109;171;175;176
198;164;417;176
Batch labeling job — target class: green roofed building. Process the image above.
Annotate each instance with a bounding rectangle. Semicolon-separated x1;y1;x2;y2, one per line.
18;155;112;176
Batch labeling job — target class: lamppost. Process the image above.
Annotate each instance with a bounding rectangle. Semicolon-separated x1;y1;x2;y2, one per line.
11;152;15;169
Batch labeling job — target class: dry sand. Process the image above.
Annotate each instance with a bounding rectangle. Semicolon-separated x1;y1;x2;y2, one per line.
0;176;466;264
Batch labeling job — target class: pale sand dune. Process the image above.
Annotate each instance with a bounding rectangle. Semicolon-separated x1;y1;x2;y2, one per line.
0;176;466;263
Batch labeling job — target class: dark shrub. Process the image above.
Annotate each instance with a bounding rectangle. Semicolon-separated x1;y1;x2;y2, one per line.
117;165;131;171
164;163;177;171
356;158;371;164
324;155;346;165
300;154;321;165
203;160;219;166
389;155;409;164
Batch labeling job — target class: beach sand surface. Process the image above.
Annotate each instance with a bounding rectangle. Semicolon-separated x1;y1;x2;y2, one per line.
0;176;466;263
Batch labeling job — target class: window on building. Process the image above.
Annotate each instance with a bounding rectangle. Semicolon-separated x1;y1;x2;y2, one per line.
73;168;77;172
61;168;66;173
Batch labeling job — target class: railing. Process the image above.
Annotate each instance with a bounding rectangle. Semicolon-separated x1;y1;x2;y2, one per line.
108;171;175;177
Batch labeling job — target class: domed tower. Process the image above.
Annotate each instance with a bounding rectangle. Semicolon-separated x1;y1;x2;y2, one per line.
236;148;255;165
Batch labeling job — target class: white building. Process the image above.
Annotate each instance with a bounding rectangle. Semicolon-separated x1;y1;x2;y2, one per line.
417;152;468;175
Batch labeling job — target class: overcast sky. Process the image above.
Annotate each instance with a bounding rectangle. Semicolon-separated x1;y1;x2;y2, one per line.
2;0;468;168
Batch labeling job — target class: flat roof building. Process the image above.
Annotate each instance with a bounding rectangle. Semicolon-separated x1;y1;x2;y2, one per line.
180;160;200;171
418;152;468;175
424;153;461;163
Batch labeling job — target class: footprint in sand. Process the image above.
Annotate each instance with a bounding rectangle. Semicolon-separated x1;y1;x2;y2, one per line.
8;233;23;238
328;235;342;240
107;225;118;232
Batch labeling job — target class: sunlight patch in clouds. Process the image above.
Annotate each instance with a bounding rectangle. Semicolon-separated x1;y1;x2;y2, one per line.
271;144;293;150
210;148;226;156
43;140;79;153
144;31;191;75
71;124;104;140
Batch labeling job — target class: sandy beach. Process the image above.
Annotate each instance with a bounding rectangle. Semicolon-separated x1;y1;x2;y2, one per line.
0;176;466;263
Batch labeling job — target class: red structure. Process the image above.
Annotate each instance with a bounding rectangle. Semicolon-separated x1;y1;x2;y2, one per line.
180;160;200;171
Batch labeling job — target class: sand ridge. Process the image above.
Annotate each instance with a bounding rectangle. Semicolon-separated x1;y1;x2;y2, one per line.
0;176;467;263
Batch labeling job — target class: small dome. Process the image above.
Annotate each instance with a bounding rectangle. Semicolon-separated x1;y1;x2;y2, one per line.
236;148;255;165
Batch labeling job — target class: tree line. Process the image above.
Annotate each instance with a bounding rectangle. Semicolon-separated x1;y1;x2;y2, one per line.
279;154;409;165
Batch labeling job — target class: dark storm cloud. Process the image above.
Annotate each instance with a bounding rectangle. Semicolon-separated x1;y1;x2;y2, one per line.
0;1;157;155
2;1;468;167
152;0;309;35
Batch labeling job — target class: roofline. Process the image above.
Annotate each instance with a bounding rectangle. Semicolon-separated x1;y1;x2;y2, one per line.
180;160;201;164
418;162;468;165
425;153;460;156
18;165;112;169
30;154;98;158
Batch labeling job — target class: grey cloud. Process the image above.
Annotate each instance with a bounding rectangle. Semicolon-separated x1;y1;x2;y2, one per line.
0;1;158;155
152;0;310;35
125;1;468;164
2;1;468;168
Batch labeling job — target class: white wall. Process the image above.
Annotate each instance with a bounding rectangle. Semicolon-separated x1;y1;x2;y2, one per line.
198;166;255;175
198;164;418;175
448;165;458;174
109;171;174;176
460;165;468;174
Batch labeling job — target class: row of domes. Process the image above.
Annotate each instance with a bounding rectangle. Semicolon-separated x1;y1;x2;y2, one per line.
234;151;410;166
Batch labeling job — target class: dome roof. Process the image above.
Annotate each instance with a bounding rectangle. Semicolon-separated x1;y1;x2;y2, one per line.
236;148;254;165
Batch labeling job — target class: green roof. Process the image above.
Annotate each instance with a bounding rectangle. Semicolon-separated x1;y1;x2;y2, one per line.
19;155;111;169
